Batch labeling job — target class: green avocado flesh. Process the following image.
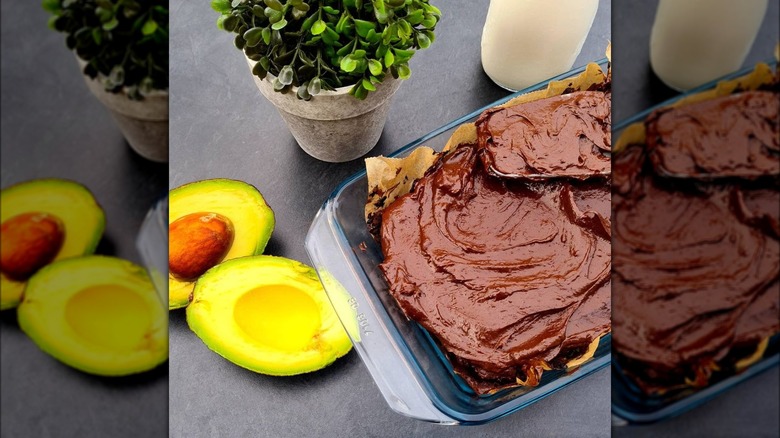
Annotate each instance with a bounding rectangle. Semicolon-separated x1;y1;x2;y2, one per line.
168;179;275;310
186;256;352;375
1;179;105;310
17;256;168;376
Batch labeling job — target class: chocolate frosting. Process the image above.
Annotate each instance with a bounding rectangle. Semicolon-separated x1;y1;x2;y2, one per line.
379;91;611;394
647;91;779;178
613;90;780;394
477;91;611;179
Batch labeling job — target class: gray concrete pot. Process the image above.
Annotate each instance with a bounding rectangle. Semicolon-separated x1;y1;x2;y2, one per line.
247;57;401;163
78;60;169;163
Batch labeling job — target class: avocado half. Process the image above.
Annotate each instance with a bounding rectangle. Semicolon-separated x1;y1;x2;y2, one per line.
186;256;352;375
17;256;168;376
1;179;105;310
168;179;275;310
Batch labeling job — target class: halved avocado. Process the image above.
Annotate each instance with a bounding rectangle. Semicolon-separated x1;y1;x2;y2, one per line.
168;179;274;310
17;256;167;376
1;179;105;310
186;256;352;375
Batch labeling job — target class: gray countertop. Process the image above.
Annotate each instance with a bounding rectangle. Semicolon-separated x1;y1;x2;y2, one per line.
0;2;168;437
169;1;612;437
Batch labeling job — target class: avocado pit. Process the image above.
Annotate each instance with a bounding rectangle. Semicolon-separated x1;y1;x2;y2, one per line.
169;212;234;281
1;212;65;281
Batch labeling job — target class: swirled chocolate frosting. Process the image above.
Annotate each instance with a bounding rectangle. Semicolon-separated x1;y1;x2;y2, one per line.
613;90;780;394
379;91;611;395
478;91;611;179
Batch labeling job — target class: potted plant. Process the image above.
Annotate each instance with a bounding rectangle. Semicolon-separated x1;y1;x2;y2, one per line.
44;0;169;162
213;0;440;162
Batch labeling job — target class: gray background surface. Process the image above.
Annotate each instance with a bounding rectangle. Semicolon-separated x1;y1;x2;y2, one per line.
169;1;612;437
0;2;168;437
611;0;780;437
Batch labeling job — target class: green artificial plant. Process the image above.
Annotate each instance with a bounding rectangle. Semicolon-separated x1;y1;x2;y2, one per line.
213;0;440;100
44;0;169;99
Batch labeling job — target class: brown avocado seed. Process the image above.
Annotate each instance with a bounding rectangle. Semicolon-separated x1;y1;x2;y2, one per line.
169;212;234;281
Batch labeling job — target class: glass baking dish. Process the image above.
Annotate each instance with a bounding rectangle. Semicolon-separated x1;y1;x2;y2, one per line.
136;195;169;308
610;60;780;425
305;59;611;425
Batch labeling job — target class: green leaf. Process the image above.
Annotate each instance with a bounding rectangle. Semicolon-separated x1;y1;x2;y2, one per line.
336;41;354;56
264;0;283;11
421;14;437;28
139;77;154;95
354;83;367;100
426;4;442;15
362;78;376;91
407;10;424;25
296;84;312;100
243;27;264;47
91;28;103;44
261;27;271;44
397;19;412;39
308;78;322;95
252;5;266;17
266;8;282;23
368;59;383;76
322;6;339;15
424;30;435;45
366;28;380;44
141;19;158;36
210;0;232;13
279;65;294;85
260;56;271;71
397;63;411;79
301;14;317;32
252;60;267;77
271;18;287;30
311;20;326;35
234;34;246;49
108;65;125;85
291;8;307;20
95;6;113;22
353;49;366;58
335;14;348;34
416;32;430;49
222;15;239;31
231;0;242;7
384;49;394;67
340;56;358;73
321;26;339;45
42;0;61;13
102;18;119;31
393;48;415;62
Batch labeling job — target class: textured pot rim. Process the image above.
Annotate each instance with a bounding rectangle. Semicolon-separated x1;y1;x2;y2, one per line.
249;57;402;122
76;56;169;99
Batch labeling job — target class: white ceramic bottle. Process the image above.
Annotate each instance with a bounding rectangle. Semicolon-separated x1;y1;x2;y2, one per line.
480;0;599;91
650;0;768;91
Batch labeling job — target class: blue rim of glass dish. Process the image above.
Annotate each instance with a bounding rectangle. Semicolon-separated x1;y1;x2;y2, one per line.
309;58;611;424
610;58;780;425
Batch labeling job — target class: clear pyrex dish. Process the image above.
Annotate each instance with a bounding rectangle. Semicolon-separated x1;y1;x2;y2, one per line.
305;59;611;425
610;60;780;425
136;195;168;308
